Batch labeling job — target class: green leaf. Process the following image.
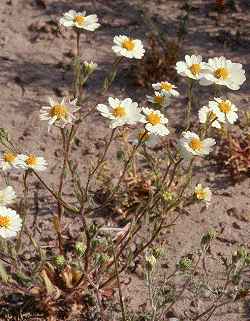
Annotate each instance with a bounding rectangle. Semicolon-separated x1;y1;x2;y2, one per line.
0;262;9;283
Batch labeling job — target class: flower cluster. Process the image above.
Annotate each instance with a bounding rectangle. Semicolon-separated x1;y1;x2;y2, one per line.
96;51;245;161
176;55;246;90
0;151;46;238
0;8;245;244
0;186;22;238
60;11;145;60
175;55;245;204
0;151;47;172
97;98;170;137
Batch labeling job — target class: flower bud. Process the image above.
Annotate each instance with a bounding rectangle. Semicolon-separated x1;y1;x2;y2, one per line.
0;128;9;143
245;255;250;265
177;257;192;271
95;253;110;266
91;239;100;249
145;255;157;271
89;223;98;236
152;247;164;259
237;246;248;260
84;61;98;74
162;191;174;202
53;255;66;269
201;229;216;246
75;242;86;257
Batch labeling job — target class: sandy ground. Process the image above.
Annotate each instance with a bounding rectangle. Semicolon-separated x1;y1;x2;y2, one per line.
0;0;249;320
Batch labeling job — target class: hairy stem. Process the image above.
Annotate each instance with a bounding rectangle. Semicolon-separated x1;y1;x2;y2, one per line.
111;240;126;321
186;79;194;130
85;128;116;199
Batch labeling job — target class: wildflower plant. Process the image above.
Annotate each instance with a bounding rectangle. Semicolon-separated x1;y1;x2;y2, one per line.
0;4;247;321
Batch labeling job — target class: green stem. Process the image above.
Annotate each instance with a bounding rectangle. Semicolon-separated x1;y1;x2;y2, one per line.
147;268;156;320
111;240;126;321
102;57;123;94
85;128;116;199
56;128;71;254
16;171;29;253
32;170;78;213
110;131;147;196
185;79;194;130
79;56;123;121
76;31;80;57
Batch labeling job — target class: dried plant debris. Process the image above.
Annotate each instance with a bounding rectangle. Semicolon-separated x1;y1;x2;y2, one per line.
132;36;180;88
217;132;250;179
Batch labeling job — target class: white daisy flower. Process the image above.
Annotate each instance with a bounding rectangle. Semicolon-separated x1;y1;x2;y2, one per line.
147;92;171;108
209;98;238;124
0;207;22;239
141;108;169;136
0;186;16;206
59;10;100;31
152;81;179;97
97;97;143;129
198;104;225;129
0;151;20;171
179;131;216;159
112;35;145;59
200;56;246;90
194;184;212;207
17;154;47;171
40;97;80;131
176;55;207;80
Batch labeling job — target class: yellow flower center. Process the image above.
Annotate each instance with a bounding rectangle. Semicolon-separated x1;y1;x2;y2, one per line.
219;101;231;113
196;190;206;200
154;95;164;105
189;64;201;75
189;138;203;151
161;82;173;91
138;130;150;142
112;106;127;118
0;215;11;229
3;152;16;164
147;113;161;126
122;39;135;51
25;155;37;166
50;104;68;120
74;15;85;26
214;67;229;80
